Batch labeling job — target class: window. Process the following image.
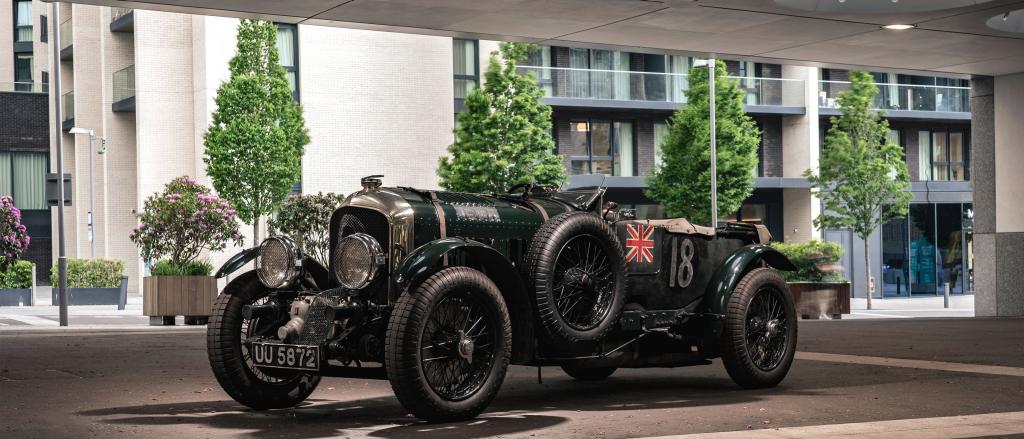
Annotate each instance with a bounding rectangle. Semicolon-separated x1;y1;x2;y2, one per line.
567;48;630;100
275;24;299;100
41;71;48;93
15;1;32;42
653;121;669;169
14;53;32;91
453;39;478;102
919;129;968;181
521;45;552;96
0;152;47;210
568;120;635;176
40;15;47;43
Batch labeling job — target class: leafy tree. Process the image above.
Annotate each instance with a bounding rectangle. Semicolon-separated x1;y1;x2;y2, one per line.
806;70;911;310
438;42;566;193
646;60;760;225
204;19;309;243
268;193;347;267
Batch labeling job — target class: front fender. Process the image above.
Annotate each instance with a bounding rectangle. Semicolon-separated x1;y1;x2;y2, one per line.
703;244;796;317
214;247;259;278
392;237;509;292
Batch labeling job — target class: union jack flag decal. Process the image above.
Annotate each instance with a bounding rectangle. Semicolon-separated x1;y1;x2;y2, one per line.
625;223;655;264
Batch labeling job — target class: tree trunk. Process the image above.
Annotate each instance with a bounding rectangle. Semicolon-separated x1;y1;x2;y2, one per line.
253;216;260;246
864;238;872;310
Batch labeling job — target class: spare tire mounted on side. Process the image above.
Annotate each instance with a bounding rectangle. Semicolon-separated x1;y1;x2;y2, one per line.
524;211;626;347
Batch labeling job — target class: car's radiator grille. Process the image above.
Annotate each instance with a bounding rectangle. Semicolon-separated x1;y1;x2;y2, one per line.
298;288;348;345
329;207;390;279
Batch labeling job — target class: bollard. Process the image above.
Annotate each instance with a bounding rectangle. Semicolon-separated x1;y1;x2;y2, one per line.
944;282;950;309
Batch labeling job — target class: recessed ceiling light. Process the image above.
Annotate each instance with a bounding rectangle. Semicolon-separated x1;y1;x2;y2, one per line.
882;24;916;30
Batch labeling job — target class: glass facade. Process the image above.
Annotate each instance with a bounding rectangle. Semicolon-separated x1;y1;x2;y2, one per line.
881;203;973;296
15;1;32;42
276;24;298;100
14;53;32;91
568;120;635;176
0;152;47;210
918;129;969;181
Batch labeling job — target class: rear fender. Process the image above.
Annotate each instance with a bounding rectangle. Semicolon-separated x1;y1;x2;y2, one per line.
392;237;535;363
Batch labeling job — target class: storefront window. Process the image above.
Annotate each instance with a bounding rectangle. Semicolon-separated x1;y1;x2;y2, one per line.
908;204;936;294
881;203;973;296
881;209;909;296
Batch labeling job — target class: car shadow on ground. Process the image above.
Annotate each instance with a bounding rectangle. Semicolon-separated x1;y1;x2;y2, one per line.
75;370;855;439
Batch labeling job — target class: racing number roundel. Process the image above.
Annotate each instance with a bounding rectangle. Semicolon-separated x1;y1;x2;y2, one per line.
625;223;655;264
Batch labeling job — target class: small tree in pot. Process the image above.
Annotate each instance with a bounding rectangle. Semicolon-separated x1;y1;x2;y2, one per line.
0;196;32;306
131;176;242;325
268;192;346;268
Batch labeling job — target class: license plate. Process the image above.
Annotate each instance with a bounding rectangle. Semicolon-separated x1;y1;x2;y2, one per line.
250;342;321;371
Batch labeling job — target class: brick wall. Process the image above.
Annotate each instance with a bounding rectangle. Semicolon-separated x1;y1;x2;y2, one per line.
0;92;49;151
758;115;783;177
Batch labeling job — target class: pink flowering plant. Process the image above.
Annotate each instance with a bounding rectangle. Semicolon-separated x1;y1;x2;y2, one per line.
130;177;242;273
0;196;30;270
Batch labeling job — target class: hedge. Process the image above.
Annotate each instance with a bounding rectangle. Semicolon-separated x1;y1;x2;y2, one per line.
0;260;32;289
49;259;124;288
771;240;847;283
150;259;213;276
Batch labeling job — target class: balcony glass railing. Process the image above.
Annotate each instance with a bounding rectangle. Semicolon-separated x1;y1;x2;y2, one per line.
515;66;806;107
819;80;970;113
111;7;132;23
1;82;46;93
62;91;74;122
113;65;135;102
60;18;72;50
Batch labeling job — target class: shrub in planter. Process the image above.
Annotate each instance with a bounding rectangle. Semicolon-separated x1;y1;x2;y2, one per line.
131;177;241;324
0;260;33;306
268;192;346;267
771;240;850;319
49;259;126;305
0;196;30;269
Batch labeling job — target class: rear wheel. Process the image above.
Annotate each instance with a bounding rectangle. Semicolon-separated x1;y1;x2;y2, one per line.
207;272;321;409
719;268;797;389
385;267;512;423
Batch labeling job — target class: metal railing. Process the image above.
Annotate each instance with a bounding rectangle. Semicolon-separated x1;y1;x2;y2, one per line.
60;18;72;50
110;7;132;23
0;82;46;93
62;91;74;122
113;65;135;102
514;66;806;107
819;80;971;113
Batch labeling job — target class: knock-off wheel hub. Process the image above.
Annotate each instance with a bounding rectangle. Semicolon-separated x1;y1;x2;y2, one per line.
456;330;475;364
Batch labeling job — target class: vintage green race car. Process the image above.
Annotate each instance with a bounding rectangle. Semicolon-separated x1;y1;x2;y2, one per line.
207;175;798;422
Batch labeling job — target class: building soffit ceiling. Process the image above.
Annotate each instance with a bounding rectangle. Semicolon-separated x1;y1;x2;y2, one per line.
45;0;1024;77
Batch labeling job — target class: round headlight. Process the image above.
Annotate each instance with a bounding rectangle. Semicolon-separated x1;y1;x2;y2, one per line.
333;233;385;290
256;237;300;289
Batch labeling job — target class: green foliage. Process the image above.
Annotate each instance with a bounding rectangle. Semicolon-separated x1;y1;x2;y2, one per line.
438;42;567;193
646;60;761;225
0;260;33;289
771;240;847;283
150;259;214;277
50;259;124;288
268;192;346;267
806;70;912;239
130;177;242;269
204;20;309;236
0;196;31;270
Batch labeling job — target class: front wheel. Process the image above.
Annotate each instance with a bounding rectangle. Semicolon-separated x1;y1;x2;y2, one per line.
385;267;512;423
207;272;321;409
719;268;797;389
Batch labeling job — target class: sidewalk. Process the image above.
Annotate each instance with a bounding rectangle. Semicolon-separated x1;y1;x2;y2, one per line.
845;294;975;319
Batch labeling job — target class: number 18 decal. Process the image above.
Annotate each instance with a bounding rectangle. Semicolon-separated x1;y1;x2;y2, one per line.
669;237;695;288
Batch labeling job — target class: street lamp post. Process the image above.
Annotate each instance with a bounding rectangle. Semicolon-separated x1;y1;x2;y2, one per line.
693;58;718;224
69;127;97;258
51;2;68;326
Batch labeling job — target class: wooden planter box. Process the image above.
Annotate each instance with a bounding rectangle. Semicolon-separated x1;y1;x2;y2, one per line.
51;276;129;309
0;288;32;306
788;282;851;320
143;276;217;326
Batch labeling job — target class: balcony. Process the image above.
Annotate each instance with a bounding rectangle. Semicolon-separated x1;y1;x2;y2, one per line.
112;65;135;112
515;66;806;114
62;91;74;131
60;18;72;61
819;80;970;120
110;7;133;32
1;82;46;93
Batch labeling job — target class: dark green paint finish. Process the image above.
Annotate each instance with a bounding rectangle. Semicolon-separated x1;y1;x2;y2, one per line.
703;244;796;316
391;237;516;292
214;247;259;278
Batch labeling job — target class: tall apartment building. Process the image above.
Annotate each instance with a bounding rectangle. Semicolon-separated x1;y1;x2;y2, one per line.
2;3;972;300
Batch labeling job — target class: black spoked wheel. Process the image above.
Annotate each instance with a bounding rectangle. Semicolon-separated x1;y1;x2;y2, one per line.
420;291;499;401
552;235;616;331
525;212;626;347
720;268;797;389
386;267;511;423
207;272;320;409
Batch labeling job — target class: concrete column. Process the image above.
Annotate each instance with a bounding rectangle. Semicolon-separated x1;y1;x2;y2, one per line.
974;74;1024;316
780;65;821;242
